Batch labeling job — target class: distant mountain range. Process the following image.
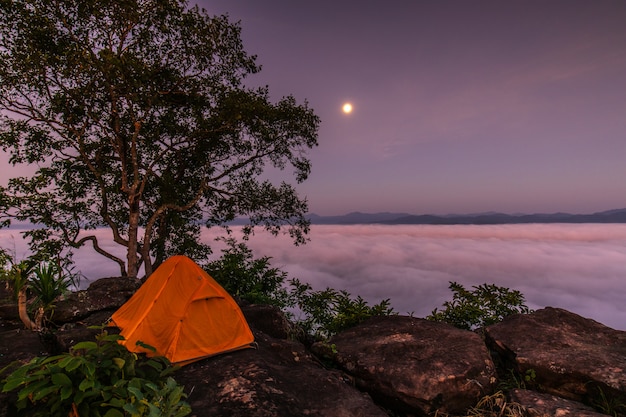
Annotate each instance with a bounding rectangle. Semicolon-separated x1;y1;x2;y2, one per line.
305;208;626;225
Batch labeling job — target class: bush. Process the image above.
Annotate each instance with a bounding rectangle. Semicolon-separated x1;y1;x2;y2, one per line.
205;238;291;309
204;239;395;340
1;330;191;417
427;281;531;330
0;252;79;330
288;278;395;339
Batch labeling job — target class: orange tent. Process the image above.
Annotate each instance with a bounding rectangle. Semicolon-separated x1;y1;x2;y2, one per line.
109;255;254;366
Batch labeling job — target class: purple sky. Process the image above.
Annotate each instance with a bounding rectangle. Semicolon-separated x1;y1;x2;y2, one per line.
202;0;626;215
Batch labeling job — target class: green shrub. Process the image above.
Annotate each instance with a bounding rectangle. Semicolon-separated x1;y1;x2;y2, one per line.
0;252;79;329
427;281;531;330
204;239;395;340
0;258;36;300
205;238;291;309
288;278;395;339
2;330;191;417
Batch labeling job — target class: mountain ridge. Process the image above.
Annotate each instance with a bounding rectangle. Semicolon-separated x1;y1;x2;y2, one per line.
305;208;626;225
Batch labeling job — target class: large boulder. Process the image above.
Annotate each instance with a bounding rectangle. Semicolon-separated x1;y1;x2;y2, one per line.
509;389;609;417
312;315;498;416
0;329;49;417
1;303;387;417
175;306;387;417
241;303;295;340
486;307;626;409
52;277;141;323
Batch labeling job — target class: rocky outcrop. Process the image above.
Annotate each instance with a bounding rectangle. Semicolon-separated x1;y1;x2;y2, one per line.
312;315;498;416
486;307;626;409
176;321;387;417
509;389;609;417
2;279;626;417
52;277;141;323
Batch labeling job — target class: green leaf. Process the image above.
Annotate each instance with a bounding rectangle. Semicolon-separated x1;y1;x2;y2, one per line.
102;409;125;417
64;356;85;372
146;402;162;417
72;341;98;351
112;357;125;369
84;361;96;378
3;375;27;392
57;355;75;368
51;372;72;388
123;402;141;414
17;379;49;401
79;378;95;392
60;385;73;400
127;386;145;401
103;397;126;408
33;384;59;401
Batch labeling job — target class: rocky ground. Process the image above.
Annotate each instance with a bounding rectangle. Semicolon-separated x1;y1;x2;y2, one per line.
1;277;625;416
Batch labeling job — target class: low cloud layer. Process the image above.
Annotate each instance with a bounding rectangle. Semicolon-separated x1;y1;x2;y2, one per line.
2;224;625;330
225;224;626;330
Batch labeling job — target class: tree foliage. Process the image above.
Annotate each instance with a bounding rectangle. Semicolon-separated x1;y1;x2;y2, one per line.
427;281;531;330
0;0;319;277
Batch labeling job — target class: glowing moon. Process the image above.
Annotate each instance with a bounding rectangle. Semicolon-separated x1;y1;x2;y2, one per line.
342;103;353;114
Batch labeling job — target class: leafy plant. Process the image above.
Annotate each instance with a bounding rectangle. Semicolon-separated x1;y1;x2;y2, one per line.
1;258;36;301
288;278;395;339
30;262;70;309
29;261;77;328
205;238;291;309
0;257;39;329
205;239;395;340
427;282;531;330
587;383;626;417
498;368;538;391
2;329;191;417
0;250;79;330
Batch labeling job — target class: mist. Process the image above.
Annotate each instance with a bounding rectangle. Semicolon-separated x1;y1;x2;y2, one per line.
1;224;625;330
219;224;626;331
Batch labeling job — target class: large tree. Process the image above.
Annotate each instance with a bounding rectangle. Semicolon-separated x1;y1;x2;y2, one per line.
0;0;319;277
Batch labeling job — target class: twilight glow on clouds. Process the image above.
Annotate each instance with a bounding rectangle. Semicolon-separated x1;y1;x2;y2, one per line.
203;0;626;216
3;224;624;330
232;224;626;331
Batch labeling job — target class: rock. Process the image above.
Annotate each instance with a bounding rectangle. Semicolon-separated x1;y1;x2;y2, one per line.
0;282;23;326
6;279;626;417
241;304;295;340
486;307;626;408
509;389;608;417
175;328;387;417
312;315;498;416
0;329;47;372
0;329;49;417
54;310;120;352
52;276;141;323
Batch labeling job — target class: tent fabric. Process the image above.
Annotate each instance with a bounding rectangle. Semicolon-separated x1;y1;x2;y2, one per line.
110;255;254;366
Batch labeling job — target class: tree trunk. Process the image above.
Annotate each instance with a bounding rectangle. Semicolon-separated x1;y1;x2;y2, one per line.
18;288;38;331
127;199;140;278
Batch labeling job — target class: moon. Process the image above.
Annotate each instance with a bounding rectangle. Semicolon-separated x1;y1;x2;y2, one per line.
342;103;353;114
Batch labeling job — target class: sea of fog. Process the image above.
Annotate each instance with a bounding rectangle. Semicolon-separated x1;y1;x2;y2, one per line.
1;224;625;330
